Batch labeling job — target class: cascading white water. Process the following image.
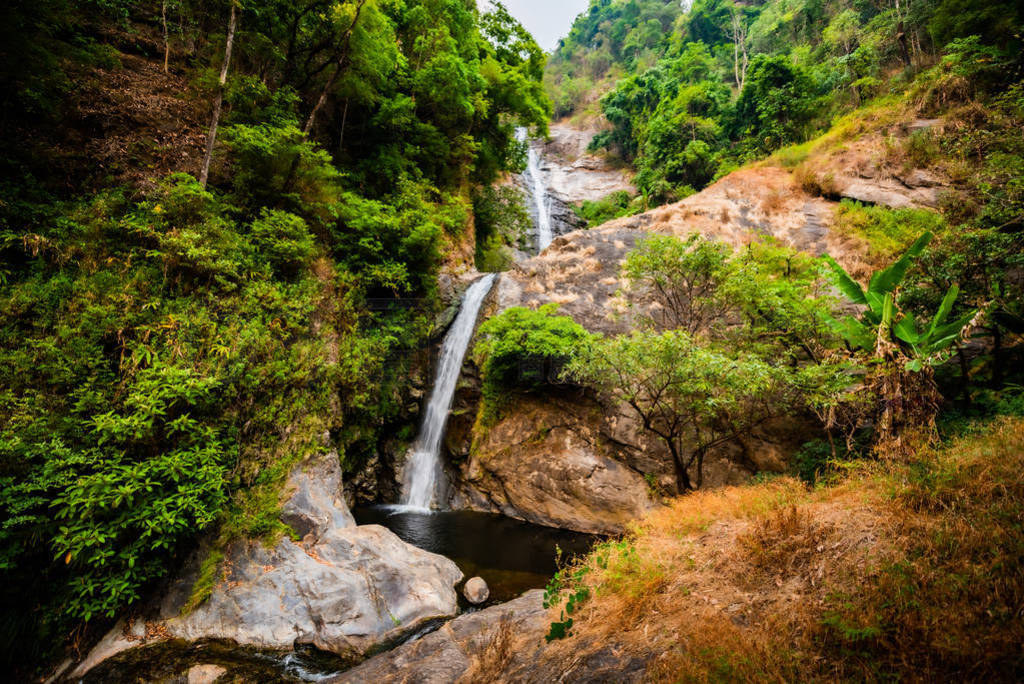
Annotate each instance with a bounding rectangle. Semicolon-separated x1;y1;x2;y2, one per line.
517;127;554;251
401;274;497;510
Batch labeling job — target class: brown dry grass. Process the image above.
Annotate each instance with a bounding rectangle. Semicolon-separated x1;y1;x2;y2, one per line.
536;418;1024;682
459;617;516;684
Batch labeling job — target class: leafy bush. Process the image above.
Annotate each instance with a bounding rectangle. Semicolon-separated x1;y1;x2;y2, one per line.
574;190;640;227
249;209;315;277
474;304;590;411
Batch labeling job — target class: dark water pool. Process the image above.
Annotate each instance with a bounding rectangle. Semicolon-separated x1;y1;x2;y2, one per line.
353;507;598;603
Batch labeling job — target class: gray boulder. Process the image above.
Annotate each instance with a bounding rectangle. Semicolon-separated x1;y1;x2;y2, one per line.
71;452;463;678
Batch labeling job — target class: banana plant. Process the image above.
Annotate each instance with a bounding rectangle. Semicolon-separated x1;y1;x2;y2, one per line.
823;231;975;371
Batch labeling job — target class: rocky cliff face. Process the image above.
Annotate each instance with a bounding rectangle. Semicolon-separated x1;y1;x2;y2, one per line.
445;163;875;533
71;452;463;680
543;123;636;204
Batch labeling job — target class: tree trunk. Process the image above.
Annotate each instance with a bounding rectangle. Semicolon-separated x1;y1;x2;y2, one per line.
991;324;1004;388
162;0;170;73
668;442;692;493
303;0;367;135
896;22;912;68
199;2;238;189
338;98;349;155
956;342;971;407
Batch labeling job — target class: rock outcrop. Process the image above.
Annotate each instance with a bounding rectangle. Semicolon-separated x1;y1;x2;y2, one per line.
544;123;636;204
456;395;659;535
71;452;463;679
449;166;835;531
327;590;549;684
327;589;649;684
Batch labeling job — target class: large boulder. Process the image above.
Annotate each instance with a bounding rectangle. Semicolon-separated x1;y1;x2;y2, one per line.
456;395;659;535
328;589;649;684
164;524;462;657
71;452;463;679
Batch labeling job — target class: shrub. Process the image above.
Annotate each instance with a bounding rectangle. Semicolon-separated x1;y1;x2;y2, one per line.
249;209;315;277
474;304;590;411
574;190;638;227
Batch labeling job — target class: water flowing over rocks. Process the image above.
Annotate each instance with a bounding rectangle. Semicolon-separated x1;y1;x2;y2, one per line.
70;452;463;679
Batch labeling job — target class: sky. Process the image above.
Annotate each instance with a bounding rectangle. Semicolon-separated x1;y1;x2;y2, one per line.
478;0;591;53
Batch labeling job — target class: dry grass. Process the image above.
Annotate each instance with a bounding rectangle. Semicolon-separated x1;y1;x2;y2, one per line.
792;163;839;199
459;618;515;684
536;418;1024;682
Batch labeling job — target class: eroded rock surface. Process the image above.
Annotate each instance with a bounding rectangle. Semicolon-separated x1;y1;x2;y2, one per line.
328;591;549;684
71;452;463;679
327;589;649;684
544;123;635;204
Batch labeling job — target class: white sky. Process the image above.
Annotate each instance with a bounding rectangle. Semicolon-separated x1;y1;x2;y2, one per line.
478;0;591;53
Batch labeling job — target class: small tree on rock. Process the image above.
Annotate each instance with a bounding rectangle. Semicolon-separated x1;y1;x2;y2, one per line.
566;330;786;492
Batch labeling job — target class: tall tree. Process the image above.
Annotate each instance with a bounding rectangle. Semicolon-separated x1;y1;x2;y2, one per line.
199;0;238;188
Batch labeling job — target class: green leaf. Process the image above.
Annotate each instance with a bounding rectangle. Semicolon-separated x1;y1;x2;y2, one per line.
823;255;866;305
868;231;932;294
892;316;920;345
926;285;959;340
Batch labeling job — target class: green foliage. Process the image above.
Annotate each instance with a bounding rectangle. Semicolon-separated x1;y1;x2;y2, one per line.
0;171;435;668
472;185;531;271
566;329;792;491
832;200;947;260
824;232;975;370
557;0;1024;206
249;209;316;277
623;235;839;358
574;190;641;227
543;565;591;642
474;305;590;414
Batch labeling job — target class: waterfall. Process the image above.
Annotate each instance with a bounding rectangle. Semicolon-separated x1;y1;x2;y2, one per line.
517;127;554;251
401;274;497;510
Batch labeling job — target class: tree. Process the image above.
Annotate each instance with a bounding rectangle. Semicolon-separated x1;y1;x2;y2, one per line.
199;0;239;188
727;3;750;90
567;330;785;492
621;233;732;333
302;0;369;134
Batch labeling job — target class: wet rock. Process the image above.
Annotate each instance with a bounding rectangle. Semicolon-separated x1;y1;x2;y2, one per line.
72;453;463;678
463;577;489;604
187;663;226;684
